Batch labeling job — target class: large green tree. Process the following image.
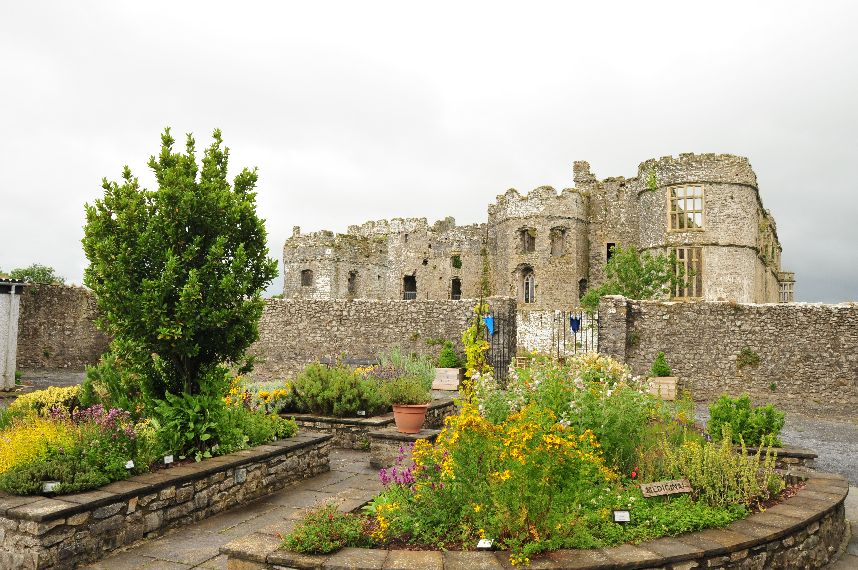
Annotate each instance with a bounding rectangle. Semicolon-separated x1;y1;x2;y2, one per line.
82;128;277;399
581;244;683;312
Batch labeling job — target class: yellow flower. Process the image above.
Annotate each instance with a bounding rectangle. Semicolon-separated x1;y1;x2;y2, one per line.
472;503;482;513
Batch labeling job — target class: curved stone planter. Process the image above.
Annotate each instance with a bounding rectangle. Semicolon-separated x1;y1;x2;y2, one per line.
286;398;456;449
222;470;849;570
0;432;332;570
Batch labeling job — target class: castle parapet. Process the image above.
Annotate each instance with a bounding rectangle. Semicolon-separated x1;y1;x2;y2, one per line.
637;153;758;189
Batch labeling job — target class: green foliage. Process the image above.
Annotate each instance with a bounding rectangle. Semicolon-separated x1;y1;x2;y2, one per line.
462;303;491;380
381;376;431;405
451;254;462;269
646;169;658;191
292;364;387;417
80;342;146;416
436;341;462;368
736;346;761;369
650;352;672;377
377;347;434;391
580;245;682;312
7;386;80;419
660;429;784;508
81;128;278;400
8;264;64;284
282;503;371;554
0;407;154;495
152;387;228;461
707;394;785;447
226;406;297;447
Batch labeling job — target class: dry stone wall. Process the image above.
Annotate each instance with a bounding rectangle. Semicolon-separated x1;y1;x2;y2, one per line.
598;296;858;419
250;297;516;380
16;284;109;370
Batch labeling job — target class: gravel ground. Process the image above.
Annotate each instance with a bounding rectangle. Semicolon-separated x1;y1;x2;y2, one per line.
696;405;858;486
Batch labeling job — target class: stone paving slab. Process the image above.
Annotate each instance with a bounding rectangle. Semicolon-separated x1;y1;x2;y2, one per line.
82;449;380;570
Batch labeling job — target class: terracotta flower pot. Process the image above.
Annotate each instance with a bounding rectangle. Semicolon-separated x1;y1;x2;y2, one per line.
392;404;429;434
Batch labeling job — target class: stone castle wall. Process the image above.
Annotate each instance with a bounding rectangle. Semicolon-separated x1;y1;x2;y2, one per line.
17;284;109;370
282;153;792;308
249;297;516;380
598;296;858;419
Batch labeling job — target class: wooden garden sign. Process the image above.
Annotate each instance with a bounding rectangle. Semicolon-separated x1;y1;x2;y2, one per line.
640;479;692;498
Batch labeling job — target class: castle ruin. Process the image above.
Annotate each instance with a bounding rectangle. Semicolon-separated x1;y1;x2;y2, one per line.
282;153;795;307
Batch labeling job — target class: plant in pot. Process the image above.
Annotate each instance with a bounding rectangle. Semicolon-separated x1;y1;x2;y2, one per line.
433;341;463;390
649;352;677;401
382;375;432;434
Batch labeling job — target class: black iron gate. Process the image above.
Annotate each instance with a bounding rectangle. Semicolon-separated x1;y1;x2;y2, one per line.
486;311;515;386
552;310;599;360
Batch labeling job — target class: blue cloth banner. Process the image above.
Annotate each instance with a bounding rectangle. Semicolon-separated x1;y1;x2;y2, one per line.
483;315;494;336
570;316;581;333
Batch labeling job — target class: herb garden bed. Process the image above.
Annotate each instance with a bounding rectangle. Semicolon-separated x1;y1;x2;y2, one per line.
286;397;456;449
221;470;849;569
0;432;332;570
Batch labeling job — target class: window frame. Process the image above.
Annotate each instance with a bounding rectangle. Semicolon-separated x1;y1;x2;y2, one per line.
519;228;536;253
667;185;705;232
672;246;703;299
522;269;536;304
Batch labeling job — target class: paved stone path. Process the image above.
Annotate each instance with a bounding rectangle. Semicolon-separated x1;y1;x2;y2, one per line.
81;449;382;570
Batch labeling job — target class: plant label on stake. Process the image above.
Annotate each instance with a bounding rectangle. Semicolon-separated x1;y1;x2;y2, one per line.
476;538;494;550
42;481;60;494
125;460;135;469
613;510;630;523
163;455;174;466
357;410;366;416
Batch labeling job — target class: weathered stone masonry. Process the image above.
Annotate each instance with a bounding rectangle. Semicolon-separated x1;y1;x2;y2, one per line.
250;297;516;381
16;284;109;370
599;296;858;419
284;153;795;308
0;432;331;570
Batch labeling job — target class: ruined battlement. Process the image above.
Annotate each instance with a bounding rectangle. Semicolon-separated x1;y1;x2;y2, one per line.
283;152;793;306
347;217;432;237
637;153;758;189
488;185;588;222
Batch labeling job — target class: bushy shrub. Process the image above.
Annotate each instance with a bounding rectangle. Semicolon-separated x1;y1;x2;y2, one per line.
660;429;784;508
0;405;152;495
292;364;387;417
436;341;462;368
7;386;81;419
381;376;431;405
650;352;672;377
80;344;146;416
378;347;434;391
707;394;785;447
283;503;371;554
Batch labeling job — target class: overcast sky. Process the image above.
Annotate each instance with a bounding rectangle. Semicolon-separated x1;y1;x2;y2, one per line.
1;1;856;302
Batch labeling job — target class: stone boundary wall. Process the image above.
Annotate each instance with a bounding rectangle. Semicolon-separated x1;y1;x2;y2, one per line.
221;471;849;569
287;398;456;449
250;297;516;380
16;284;109;370
0;432;331;570
598;296;858;419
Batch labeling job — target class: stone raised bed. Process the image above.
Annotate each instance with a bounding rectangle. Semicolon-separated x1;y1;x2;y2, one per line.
0;432;332;570
286;398;456;449
222;470;849;570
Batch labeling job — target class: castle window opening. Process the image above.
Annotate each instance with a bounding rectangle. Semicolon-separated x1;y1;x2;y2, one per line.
520;228;536;253
300;269;313;287
451;254;462;269
779;280;794;303
550;228;566;257
451;277;462;300
347;271;358;295
606;243;616;263
673;247;703;298
403;275;417;300
669;186;704;230
578;278;588;300
522;268;535;304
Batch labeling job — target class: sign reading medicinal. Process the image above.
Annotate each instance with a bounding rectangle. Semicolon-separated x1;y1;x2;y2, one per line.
640;479;692;498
